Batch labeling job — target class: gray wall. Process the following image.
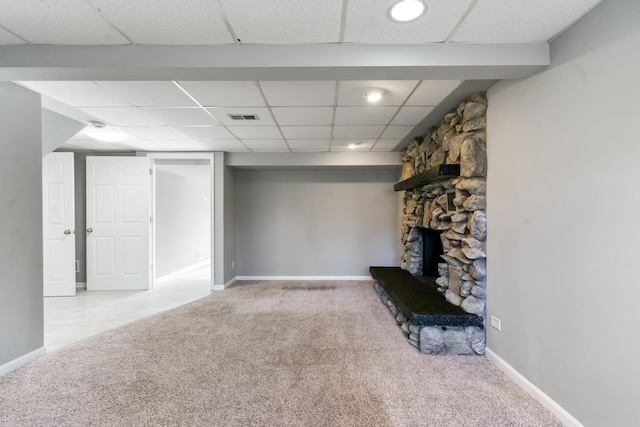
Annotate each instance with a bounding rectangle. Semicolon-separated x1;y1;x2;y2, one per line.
486;0;640;425
155;165;210;278
0;83;44;364
235;168;401;276
223;165;236;283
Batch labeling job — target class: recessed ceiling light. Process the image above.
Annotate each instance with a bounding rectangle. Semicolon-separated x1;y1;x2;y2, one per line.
348;143;359;150
84;121;124;142
387;0;428;23
364;89;387;103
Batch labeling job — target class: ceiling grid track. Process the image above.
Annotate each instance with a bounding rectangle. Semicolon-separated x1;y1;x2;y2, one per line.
329;81;341;152
82;0;135;44
213;0;242;45
255;81;292;153
0;24;31;45
371;81;422;152
444;0;479;43
338;0;350;44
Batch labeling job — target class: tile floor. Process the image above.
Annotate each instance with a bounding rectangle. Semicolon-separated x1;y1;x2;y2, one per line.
44;265;212;352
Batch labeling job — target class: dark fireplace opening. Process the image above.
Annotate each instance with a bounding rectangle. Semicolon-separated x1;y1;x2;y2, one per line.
422;228;443;277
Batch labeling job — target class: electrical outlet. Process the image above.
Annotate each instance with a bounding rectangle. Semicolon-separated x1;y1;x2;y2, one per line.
490;315;502;331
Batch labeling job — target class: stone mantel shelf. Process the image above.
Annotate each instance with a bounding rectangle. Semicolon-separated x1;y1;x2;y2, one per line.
393;164;460;192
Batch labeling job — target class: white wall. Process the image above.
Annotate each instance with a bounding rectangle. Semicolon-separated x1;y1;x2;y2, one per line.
155;165;210;279
235;168;401;277
486;0;640;425
0;83;44;365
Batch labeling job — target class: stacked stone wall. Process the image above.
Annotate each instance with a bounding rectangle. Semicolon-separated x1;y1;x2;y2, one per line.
400;93;488;318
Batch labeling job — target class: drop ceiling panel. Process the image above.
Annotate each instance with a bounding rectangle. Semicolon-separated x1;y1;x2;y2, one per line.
280;126;332;140
333;126;385;139
391;106;434;126
219;0;342;44
119;126;186;140
152;140;206;151
196;139;250;152
91;0;233;44
344;0;473;43
287;139;331;151
406;80;463;106
61;139;129;151
371;139;401;151
175;126;236;140
0;0;128;45
338;81;419;106
271;107;334;126
228;126;282;139
178;81;266;107
335;106;398;126
451;0;603;43
0;28;26;44
140;107;218;126
18;82;131;107
381;126;413;139
206;108;275;126
260;81;336;107
119;140;165;151
81;107;162;127
331;140;375;152
242;140;289;151
96;82;197;107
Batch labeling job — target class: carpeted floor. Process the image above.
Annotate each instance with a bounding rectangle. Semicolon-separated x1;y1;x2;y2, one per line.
0;280;560;426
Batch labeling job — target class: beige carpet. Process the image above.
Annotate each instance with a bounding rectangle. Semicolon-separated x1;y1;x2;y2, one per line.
0;280;560;426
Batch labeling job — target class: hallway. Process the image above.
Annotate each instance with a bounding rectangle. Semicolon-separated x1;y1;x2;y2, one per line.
44;265;211;351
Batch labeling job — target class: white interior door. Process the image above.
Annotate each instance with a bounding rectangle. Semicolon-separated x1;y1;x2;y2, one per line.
43;152;76;297
86;156;151;291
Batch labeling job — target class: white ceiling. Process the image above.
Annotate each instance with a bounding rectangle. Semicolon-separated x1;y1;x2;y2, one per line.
1;0;603;153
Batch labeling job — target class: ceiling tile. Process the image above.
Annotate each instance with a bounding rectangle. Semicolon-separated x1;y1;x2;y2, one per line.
333;126;385;139
334;106;398;126
380;126;413;139
451;0;603;43
91;0;233;44
119;126;186;140
330;140;375;152
206;108;275;126
19;81;132;107
80;107;162;127
96;82;197;107
227;126;282;139
178;81;266;107
259;81;336;107
196;139;250;152
338;81;419;106
175;126;236;140
271;107;334;126
405;80;463;106
0;28;26;44
0;0;128;45
152;140;207;151
120;140;166;151
280;126;332;140
219;0;342;44
60;138;129;152
140;108;218;126
391;107;434;126
371;139;402;151
344;0;473;43
287;139;331;151
242;140;289;151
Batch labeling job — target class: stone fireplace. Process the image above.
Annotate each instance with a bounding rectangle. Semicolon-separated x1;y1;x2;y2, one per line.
372;92;488;355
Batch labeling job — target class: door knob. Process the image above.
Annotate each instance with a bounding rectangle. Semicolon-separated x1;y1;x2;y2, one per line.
64;230;71;235
87;228;93;234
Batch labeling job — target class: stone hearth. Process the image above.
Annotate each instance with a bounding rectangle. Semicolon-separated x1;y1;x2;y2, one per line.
371;92;488;355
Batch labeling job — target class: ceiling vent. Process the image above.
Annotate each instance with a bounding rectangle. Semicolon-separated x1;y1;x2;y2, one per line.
228;114;259;121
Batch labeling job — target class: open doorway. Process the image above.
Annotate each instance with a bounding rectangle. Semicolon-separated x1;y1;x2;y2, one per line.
154;160;211;285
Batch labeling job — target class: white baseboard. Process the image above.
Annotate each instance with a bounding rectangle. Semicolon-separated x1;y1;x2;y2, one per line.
155;260;211;284
485;348;584;427
0;346;46;377
76;282;86;289
235;276;372;281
